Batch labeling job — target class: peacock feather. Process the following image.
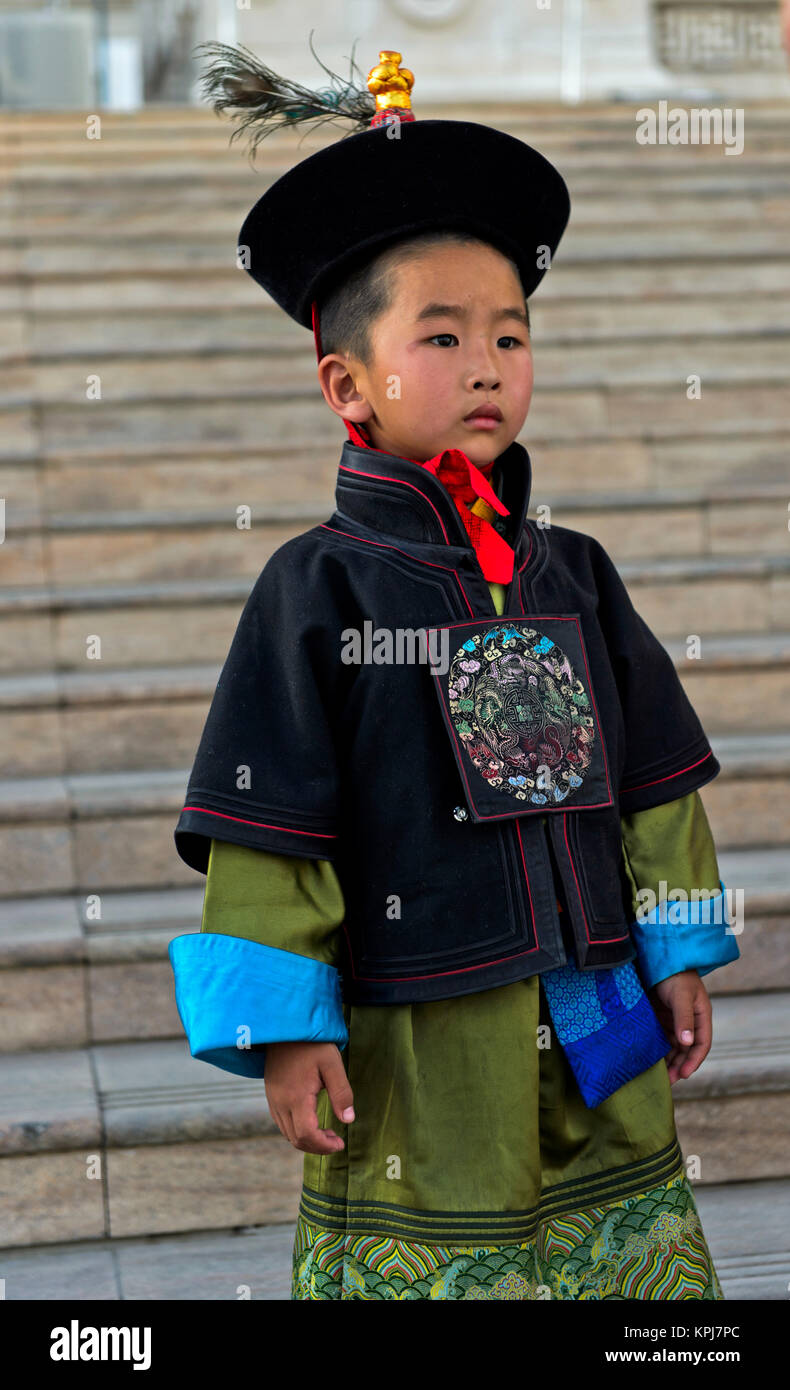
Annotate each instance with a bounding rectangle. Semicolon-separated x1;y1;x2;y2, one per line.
193;30;376;158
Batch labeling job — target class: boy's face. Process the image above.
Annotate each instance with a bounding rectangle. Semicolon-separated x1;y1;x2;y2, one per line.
317;240;533;465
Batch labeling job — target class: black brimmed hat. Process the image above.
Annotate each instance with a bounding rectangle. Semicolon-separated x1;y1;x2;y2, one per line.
198;40;571;335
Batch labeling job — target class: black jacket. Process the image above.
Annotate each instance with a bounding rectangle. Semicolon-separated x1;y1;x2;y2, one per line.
174;437;720;1005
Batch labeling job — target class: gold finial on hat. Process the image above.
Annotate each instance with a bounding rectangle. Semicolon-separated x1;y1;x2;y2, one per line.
367;51;414;115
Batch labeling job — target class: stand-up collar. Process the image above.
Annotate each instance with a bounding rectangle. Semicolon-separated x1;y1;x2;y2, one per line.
334;436;533;554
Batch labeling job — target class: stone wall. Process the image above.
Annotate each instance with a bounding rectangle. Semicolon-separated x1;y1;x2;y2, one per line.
213;0;790;102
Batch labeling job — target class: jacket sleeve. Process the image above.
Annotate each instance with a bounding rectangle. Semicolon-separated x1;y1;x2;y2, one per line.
168;838;348;1077
174;537;350;872
620;790;740;990
589;535;721;814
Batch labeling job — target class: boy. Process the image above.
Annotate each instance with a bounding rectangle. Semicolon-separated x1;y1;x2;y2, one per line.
169;45;739;1300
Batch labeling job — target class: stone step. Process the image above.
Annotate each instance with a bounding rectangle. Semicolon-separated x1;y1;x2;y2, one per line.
4;99;788;131
1;1176;787;1298
0;1035;299;1247
3;382;789;462
4;219;790;278
1;622;786;786
0;991;786;1247
6;295;790;362
1;444;342;524
673;992;790;1186
4;102;788;143
0;885;199;1053
3;434;787;529
708;846;790;993
6;145;790;192
4;338;790;410
3;485;788;589
0;730;785;899
5;170;790;219
663;631;790;735
0;514;301;589
4;114;788;163
3;386;784;467
6;167;789;227
693;1178;790;1301
0;842;780;1055
0;1222;296;1300
703;732;790;851
7;190;790;235
0;662;218;779
619;551;790;639
1;552;788;684
10;259;790;310
0;109;648;148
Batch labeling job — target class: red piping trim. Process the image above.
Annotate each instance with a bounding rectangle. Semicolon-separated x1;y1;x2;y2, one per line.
514;819;537;927
338;443;532;587
341;920;539;982
338;462;451;544
310;299;323;362
434;612;580;629
621;749;715;795
181;805;337;839
516;568;526;613
561;811;630;946
567;615;615;804
318;523;475;618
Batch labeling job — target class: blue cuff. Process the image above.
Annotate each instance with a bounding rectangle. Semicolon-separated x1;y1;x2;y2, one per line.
630;879;741;991
168;932;349;1078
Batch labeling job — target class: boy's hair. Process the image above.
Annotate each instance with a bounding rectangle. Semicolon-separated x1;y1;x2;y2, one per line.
317;230;531;366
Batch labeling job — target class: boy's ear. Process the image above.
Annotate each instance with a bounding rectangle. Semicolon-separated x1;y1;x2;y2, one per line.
317;353;374;424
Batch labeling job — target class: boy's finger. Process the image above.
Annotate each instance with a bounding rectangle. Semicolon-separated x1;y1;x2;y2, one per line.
290;1094;346;1154
681;988;712;1060
269;1101;296;1147
666;1047;686;1082
319;1048;356;1124
695;1000;712;1050
692;995;713;1055
671;995;696;1050
675;1035;709;1078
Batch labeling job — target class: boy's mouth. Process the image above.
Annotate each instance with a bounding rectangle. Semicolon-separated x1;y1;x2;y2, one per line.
463;403;503;429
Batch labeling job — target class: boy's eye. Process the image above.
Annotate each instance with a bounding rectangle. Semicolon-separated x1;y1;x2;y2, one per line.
427;334;522;348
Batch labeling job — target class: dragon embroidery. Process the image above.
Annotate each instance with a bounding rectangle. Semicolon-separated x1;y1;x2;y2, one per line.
447;625;595;805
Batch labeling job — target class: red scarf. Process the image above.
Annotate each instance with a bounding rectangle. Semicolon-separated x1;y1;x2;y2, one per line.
343;417;514;583
310;302;515;583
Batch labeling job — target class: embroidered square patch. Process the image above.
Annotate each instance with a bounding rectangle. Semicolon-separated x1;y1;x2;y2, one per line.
426;614;614;822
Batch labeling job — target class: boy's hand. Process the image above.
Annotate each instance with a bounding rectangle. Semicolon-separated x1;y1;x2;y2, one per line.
648;969;712;1084
263;1041;355;1154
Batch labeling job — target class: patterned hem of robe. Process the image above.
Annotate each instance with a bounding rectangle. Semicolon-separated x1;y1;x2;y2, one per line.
290;1147;724;1300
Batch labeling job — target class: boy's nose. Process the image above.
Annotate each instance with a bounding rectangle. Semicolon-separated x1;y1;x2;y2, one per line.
467;364;501;389
466;347;502;389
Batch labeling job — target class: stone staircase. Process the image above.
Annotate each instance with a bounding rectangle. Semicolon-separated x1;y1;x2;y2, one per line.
0;102;788;1295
